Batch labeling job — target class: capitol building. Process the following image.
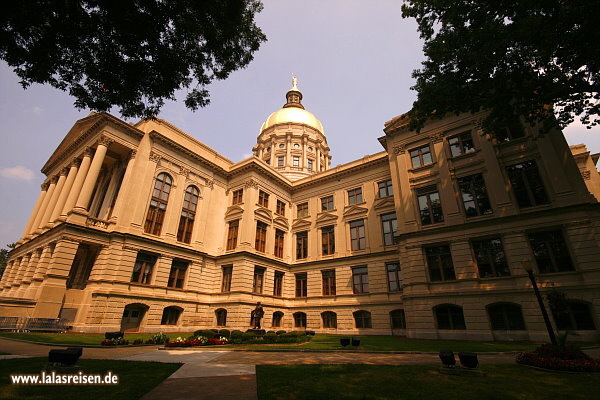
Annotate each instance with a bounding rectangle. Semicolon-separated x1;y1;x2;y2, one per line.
1;79;599;341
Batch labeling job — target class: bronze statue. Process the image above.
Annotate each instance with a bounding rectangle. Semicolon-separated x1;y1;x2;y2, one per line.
250;302;264;329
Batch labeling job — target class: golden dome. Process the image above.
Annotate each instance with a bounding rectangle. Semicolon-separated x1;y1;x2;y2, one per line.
260;107;324;134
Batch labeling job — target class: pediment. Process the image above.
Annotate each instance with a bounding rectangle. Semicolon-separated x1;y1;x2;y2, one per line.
315;212;338;225
225;205;244;220
292;218;312;230
254;207;273;222
373;197;395;210
343;205;369;220
273;216;289;231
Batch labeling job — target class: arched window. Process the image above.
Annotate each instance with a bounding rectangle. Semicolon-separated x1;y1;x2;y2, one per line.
435;305;466;330
293;312;307;328
215;308;227;327
272;311;284;328
161;306;182;325
390;309;406;329
553;301;596;330
144;173;172;235
321;311;337;329
177;186;200;243
353;310;372;329
487;303;526;330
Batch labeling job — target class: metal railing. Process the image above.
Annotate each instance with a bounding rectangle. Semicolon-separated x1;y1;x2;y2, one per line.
0;316;71;332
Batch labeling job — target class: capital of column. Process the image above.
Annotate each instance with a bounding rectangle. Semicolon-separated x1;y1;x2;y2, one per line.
98;136;114;147
41;182;50;191
129;149;137;160
83;147;94;158
60;167;69;177
71;158;82;168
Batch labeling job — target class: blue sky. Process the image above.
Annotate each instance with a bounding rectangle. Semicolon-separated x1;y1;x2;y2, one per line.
0;0;598;248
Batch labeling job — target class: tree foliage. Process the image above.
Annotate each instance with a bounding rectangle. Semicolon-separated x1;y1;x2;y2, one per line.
0;248;9;280
0;0;266;118
402;0;600;133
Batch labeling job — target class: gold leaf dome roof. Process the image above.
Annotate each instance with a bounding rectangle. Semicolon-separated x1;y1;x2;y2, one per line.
260;107;324;134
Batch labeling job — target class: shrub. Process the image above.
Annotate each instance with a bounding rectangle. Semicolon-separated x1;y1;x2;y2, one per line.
194;329;216;338
150;332;169;344
218;329;230;337
231;330;244;338
132;339;144;345
276;330;286;335
101;337;129;346
263;332;277;344
242;331;256;340
210;329;219;333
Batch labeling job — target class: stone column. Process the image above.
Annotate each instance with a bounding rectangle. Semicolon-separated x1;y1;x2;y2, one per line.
1;260;15;287
32;244;54;281
286;133;292;171
110;150;137;223
22;185;48;238
41;169;68;228
74;137;113;213
61;149;93;218
302;135;308;171
50;159;80;223
31;180;56;234
4;258;20;288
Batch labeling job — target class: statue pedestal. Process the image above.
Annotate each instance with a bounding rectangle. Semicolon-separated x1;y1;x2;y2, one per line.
246;329;266;336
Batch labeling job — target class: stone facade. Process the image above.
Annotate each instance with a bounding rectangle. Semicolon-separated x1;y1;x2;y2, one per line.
1;85;599;341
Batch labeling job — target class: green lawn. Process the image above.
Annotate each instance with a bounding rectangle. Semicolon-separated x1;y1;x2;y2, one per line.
227;334;541;352
0;357;181;400
0;332;545;352
257;364;600;400
0;332;193;346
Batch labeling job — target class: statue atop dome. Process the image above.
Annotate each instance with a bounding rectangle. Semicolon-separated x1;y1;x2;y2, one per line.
292;74;298;90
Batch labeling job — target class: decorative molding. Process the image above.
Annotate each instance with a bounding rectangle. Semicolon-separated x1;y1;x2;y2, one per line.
429;131;445;143
41;182;50;191
205;179;214;189
582;170;591;180
70;158;81;168
244;178;259;189
60;167;69;176
122;245;140;252
86;216;110;230
471;118;484;135
50;176;59;184
292;218;312;230
393;144;406;155
179;167;190;177
149;151;161;163
129;149;137;160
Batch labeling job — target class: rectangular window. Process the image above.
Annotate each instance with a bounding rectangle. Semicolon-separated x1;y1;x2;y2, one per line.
297;202;309;218
276;199;286;216
321;195;334;211
293;156;300;167
506;160;549;208
295;272;307;297
350;219;366;251
308;159;314;171
378;179;393;198
168;260;188;289
221;265;232;292
381;212;397;246
226;220;239;250
386;262;402;291
258;190;269;207
277;156;285;167
265;158;270;165
252;266;265;294
448;131;475;157
458;174;492;217
321;225;335;255
296;231;308;259
528;230;574;273
410;145;433;168
131;252;156;284
273;271;284;297
274;229;284;258
471;238;510;277
417;185;444;225
255;221;267;252
425;245;456;281
348;187;363;205
232;189;243;205
352;266;369;294
322;269;336;296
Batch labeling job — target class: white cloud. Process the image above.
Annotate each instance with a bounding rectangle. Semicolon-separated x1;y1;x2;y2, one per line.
0;166;35;181
33;106;43;116
241;153;253;160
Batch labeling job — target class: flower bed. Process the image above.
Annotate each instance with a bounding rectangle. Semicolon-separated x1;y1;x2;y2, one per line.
516;344;600;373
163;336;229;348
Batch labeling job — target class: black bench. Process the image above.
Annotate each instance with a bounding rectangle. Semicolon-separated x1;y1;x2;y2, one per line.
48;347;83;366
